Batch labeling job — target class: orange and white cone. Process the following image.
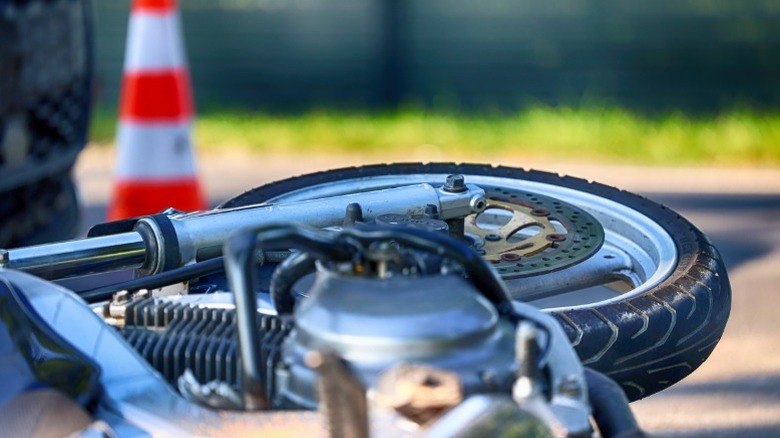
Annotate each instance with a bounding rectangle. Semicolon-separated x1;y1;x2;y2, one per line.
107;0;207;220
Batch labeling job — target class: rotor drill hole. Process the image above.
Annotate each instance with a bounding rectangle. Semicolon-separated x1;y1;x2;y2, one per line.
474;207;514;230
549;219;569;235
507;225;544;243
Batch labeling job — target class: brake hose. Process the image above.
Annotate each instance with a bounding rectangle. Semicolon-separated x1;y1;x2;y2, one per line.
79;251;290;303
79;257;227;302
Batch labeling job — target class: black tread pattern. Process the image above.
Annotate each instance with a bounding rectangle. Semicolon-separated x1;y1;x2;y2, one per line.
220;163;731;401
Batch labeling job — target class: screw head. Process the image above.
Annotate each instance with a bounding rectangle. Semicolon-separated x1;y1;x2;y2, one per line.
443;174;467;193
423;204;439;219
485;233;502;242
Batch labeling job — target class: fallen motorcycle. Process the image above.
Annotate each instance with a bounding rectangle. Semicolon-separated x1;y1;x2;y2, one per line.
0;164;730;437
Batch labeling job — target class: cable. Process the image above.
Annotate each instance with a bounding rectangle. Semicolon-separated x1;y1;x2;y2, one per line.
79;250;293;303
270;251;317;315
79;257;227;302
585;368;646;438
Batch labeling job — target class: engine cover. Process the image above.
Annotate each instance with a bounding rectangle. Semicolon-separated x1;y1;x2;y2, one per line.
277;269;516;409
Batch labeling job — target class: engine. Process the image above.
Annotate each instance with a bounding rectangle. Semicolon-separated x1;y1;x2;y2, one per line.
94;221;600;436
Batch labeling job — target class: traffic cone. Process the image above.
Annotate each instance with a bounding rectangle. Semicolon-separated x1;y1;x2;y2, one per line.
107;0;207;220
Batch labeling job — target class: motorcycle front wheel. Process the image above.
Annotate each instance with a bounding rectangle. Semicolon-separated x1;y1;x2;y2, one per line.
221;163;731;401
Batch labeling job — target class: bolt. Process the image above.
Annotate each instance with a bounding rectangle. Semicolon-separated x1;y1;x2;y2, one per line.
423;204;439;219
113;290;130;304
515;321;540;379
485;233;502;242
306;351;368;437
546;233;567;242
531;208;550;217
513;321;541;402
343;203;364;226
500;253;521;262
443;174;467;193
368;241;402;263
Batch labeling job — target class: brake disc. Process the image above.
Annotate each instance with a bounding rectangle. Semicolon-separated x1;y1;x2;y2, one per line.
465;187;604;279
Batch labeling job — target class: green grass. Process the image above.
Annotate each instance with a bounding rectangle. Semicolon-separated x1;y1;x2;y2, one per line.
89;107;780;167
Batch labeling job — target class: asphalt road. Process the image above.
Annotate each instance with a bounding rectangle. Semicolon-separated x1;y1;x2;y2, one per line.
74;147;780;437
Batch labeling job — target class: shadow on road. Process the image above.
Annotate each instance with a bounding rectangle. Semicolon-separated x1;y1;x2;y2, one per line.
645;193;780;271
661;373;780;404
666;425;780;438
648;193;780;211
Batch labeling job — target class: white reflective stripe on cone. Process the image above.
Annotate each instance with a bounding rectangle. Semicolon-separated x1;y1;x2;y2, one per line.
124;11;186;72
115;121;198;179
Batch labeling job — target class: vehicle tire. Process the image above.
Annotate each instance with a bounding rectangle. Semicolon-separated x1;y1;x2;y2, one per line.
0;0;92;247
220;163;731;401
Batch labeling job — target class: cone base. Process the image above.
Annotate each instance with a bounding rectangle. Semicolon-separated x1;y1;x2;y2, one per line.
107;179;207;220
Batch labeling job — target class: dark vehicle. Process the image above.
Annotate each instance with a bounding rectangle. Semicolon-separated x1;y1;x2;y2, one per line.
0;0;91;247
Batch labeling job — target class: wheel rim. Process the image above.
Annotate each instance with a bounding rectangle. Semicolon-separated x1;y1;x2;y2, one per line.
263;173;678;311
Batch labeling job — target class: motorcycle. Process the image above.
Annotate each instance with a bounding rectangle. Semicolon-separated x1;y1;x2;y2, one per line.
0;164;731;437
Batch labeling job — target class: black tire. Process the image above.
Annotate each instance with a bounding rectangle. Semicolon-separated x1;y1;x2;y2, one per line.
220;163;731;401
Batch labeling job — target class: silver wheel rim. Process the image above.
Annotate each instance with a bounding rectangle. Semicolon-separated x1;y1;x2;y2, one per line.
265;173;678;312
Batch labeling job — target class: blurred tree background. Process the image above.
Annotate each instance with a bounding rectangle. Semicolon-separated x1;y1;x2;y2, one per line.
90;0;780;165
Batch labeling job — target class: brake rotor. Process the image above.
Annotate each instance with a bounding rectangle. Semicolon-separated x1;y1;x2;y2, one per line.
465;187;604;279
